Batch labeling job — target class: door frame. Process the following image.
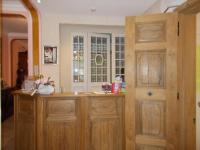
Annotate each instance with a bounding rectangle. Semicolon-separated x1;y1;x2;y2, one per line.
175;0;200;149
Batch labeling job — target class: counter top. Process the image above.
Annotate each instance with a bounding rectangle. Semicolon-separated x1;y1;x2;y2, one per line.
13;90;125;98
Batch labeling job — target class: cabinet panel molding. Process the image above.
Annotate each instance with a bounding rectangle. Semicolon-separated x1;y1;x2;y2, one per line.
136;50;166;88
135;21;166;43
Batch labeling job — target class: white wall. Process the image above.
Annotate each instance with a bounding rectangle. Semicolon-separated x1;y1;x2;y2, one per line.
40;13;125;91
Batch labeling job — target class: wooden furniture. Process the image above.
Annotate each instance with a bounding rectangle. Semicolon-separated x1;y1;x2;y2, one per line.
125;12;196;150
13;92;125;150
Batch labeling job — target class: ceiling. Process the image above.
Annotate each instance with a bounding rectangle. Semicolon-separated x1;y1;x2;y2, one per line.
2;0;160;34
2;0;187;34
2;0;28;35
31;0;158;16
2;16;28;34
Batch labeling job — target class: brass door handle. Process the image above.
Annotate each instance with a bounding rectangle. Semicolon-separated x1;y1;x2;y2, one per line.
198;102;200;108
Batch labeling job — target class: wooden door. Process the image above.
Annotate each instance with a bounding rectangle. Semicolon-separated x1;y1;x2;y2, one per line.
125;13;178;150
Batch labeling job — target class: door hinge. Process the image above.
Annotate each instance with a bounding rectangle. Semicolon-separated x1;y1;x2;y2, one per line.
177;22;180;36
193;117;196;124
177;92;179;100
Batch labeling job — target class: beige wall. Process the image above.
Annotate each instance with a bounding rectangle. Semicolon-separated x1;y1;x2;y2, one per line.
40;13;125;91
60;24;124;92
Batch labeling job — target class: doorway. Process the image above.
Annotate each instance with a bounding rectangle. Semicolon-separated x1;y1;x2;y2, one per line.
11;39;28;88
1;12;28;150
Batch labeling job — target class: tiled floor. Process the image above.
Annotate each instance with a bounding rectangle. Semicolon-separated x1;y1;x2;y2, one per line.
1;116;14;150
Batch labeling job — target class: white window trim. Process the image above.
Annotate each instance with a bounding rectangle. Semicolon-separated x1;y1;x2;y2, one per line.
112;34;125;82
71;32;88;92
87;33;111;91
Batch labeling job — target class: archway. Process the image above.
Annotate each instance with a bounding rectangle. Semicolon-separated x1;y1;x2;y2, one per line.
21;0;39;75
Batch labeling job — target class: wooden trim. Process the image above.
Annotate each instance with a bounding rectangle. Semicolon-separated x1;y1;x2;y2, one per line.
21;0;39;68
176;0;198;149
176;0;200;14
0;0;2;78
178;13;196;150
125;16;136;150
1;14;26;19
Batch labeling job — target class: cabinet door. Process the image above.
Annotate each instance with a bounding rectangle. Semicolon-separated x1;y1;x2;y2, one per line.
125;13;178;150
43;98;81;150
86;97;124;150
14;95;36;150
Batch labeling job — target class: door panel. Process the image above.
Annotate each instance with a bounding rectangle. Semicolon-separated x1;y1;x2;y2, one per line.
87;97;124;150
136;100;166;138
136;144;166;150
136;50;166;87
135;21;166;43
125;13;178;150
43;99;81;150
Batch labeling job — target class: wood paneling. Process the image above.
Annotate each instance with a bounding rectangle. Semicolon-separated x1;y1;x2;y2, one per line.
43;98;81;150
177;14;196;150
176;0;200;14
136;144;165;150
46;122;78;150
136;50;166;88
14;94;36;150
90;98;118;116
136;100;166;138
125;13;178;150
135;21;166;43
14;93;125;150
87;97;124;150
46;100;76;119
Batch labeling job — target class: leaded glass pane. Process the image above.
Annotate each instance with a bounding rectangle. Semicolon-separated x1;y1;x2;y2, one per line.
90;35;108;83
73;35;85;83
114;37;125;81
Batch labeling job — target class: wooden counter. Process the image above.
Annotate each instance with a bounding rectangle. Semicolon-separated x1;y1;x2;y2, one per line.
13;91;125;150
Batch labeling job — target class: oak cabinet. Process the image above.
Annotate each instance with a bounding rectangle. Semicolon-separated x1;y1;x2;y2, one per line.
42;98;81;150
14;93;125;150
14;94;37;150
86;97;124;150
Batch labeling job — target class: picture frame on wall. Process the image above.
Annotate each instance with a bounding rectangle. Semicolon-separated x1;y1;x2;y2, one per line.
43;46;57;64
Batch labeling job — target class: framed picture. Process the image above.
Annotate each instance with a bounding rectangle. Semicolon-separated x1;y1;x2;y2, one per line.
44;46;57;64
